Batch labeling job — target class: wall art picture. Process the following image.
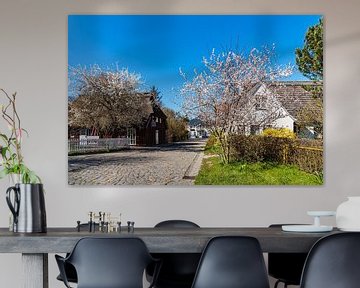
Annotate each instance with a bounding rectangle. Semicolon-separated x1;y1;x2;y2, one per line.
68;15;323;186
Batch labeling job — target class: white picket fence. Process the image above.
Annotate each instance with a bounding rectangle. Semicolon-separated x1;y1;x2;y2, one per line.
68;138;130;154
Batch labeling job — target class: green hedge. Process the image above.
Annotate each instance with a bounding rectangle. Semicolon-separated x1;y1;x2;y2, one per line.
229;135;323;174
290;145;323;174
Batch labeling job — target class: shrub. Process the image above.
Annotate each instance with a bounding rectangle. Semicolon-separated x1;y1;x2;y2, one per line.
204;134;221;154
263;137;295;163
230;135;264;163
262;128;296;139
230;134;323;175
290;142;323;174
230;134;294;164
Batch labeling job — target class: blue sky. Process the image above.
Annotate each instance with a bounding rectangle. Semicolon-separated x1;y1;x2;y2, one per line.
68;15;322;111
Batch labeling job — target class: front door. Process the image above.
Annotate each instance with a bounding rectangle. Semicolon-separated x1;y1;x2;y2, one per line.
127;128;136;145
155;130;159;145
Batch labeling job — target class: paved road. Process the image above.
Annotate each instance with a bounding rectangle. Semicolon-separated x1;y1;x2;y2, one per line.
68;139;206;185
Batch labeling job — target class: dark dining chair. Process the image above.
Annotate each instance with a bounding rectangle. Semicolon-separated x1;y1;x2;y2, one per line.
56;262;77;284
268;224;308;288
300;232;360;288
56;223;99;284
191;236;270;288
147;220;201;288
55;237;161;288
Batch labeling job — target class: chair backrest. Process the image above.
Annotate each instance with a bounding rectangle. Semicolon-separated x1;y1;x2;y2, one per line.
268;224;308;285
67;237;154;288
300;232;360;288
152;220;201;286
155;220;200;228
191;236;270;288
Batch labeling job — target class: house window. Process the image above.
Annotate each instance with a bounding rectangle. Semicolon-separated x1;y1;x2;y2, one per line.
159;118;162;124
127;128;136;145
237;125;245;134
151;118;157;127
255;96;267;110
80;128;91;136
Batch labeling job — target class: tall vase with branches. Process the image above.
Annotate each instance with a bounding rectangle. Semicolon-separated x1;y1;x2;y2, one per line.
0;89;40;184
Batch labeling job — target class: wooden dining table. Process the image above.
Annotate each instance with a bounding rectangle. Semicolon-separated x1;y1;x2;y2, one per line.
0;226;339;288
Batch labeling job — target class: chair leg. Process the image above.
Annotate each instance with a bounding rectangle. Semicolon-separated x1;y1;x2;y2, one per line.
274;280;289;288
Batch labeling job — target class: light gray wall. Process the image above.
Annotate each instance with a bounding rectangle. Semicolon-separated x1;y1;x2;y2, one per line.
1;0;360;287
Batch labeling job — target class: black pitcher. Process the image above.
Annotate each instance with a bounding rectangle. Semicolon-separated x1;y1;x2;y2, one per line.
6;183;47;233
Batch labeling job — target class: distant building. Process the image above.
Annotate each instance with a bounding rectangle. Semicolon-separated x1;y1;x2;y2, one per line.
127;94;167;146
188;118;209;139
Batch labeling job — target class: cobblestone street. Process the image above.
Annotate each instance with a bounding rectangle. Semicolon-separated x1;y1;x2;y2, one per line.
68;139;206;185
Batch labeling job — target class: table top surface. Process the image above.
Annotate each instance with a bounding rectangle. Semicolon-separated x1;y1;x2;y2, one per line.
0;227;340;253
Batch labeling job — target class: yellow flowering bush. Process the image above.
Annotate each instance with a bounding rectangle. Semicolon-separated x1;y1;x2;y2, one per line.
262;128;296;139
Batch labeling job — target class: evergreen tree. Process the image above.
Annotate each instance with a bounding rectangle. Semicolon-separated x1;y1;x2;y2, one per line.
295;18;323;81
150;85;163;106
295;18;324;138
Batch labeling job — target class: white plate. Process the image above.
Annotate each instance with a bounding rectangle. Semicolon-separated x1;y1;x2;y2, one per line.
307;211;336;217
282;225;333;232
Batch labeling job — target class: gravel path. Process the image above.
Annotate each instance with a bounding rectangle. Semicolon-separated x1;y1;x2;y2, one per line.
68;139;206;185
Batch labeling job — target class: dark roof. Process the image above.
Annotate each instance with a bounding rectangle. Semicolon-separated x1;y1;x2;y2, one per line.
266;81;321;117
152;104;167;119
189;118;202;126
141;92;167;119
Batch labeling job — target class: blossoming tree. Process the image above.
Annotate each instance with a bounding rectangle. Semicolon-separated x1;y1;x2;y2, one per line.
180;47;293;164
68;64;149;137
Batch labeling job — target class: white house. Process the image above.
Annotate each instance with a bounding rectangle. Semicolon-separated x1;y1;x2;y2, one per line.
245;81;321;138
188;118;210;139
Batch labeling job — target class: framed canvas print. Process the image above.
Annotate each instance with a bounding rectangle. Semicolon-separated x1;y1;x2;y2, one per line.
68;15;323;186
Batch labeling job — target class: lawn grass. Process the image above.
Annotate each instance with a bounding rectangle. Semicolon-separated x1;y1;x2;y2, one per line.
195;156;323;185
